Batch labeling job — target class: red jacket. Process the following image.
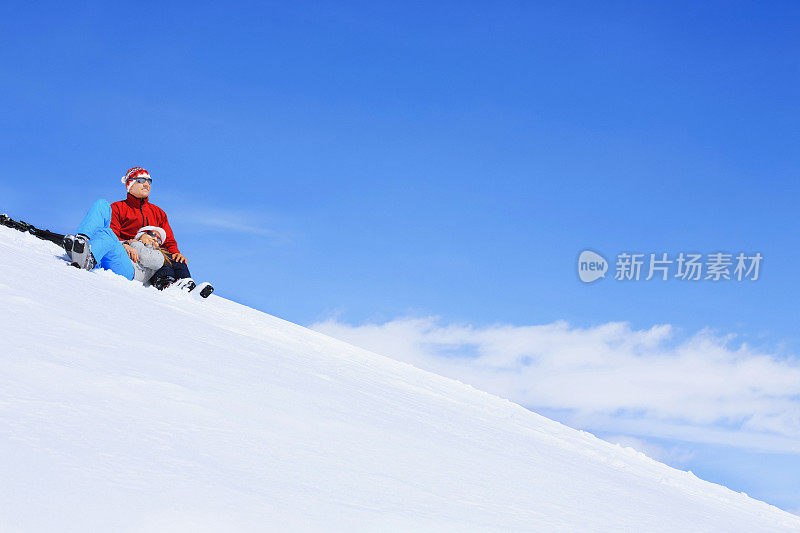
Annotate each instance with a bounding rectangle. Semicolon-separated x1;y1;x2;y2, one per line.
110;194;181;254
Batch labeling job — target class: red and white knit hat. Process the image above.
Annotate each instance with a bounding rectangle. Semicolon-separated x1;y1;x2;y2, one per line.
121;167;151;192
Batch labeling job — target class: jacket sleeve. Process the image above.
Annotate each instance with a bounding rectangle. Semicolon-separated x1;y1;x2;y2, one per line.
109;202;126;241
129;242;165;270
160;212;181;254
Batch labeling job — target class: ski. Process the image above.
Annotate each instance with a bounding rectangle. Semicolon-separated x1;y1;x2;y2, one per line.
0;213;66;246
195;282;214;298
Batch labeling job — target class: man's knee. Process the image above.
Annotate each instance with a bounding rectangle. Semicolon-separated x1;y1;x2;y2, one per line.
78;199;113;236
89;199;112;222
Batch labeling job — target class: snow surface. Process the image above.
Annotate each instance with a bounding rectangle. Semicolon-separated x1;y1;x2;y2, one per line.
0;225;798;533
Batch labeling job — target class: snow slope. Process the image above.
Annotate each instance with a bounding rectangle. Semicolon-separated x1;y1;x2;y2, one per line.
0;225;798;533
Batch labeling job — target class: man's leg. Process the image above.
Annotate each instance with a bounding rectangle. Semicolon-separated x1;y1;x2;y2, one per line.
152;260;192;280
74;200;134;280
76;199;113;237
171;261;192;280
89;228;135;280
150;260;193;290
150;263;176;289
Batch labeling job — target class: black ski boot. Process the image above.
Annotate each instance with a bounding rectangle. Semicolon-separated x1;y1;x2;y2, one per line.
152;275;176;291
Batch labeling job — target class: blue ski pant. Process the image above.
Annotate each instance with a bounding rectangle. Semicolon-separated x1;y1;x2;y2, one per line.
76;199;135;281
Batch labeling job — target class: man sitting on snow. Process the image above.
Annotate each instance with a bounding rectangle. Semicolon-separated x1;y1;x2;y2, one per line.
110;166;193;290
63;166;206;295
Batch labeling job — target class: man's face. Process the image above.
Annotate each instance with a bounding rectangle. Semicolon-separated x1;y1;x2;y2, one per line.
128;178;151;199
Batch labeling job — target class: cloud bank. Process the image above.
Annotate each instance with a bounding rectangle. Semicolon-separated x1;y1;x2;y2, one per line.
169;207;287;241
311;317;800;454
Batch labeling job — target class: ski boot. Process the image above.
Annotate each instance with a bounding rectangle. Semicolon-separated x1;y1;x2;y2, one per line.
171;278;197;293
63;234;96;270
152;275;176;291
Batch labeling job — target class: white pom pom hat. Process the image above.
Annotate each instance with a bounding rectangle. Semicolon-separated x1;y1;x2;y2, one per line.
134;226;166;244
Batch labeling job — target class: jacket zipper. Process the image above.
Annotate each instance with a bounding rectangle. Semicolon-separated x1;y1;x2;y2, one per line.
139;198;149;227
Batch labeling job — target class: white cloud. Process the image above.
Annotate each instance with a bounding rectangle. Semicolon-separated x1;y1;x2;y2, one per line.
168;207;288;241
310;317;800;453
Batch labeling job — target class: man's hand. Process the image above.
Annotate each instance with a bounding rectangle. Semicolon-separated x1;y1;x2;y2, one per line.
123;243;139;262
171;252;188;264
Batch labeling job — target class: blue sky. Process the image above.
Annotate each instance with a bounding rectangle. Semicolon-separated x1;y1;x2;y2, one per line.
2;0;799;514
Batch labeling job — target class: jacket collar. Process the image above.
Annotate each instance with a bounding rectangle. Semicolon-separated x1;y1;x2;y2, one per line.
124;193;150;208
